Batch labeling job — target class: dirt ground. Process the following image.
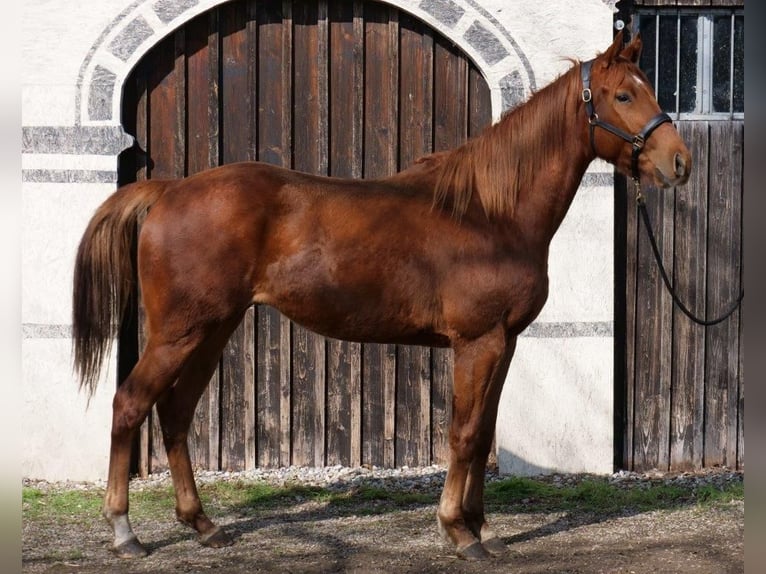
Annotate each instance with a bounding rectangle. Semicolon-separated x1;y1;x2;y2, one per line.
22;472;744;574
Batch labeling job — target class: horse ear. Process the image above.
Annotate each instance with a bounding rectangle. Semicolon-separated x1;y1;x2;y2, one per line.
601;30;625;66
620;32;643;64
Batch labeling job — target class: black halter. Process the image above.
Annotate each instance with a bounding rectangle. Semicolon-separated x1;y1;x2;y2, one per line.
580;59;672;182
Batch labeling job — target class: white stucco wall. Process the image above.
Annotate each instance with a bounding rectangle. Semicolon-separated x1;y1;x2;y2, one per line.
22;0;615;481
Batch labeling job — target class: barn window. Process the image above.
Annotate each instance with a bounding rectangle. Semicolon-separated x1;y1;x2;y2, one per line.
634;8;743;119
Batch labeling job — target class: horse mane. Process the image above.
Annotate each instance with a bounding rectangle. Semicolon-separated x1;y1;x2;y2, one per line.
433;59;582;219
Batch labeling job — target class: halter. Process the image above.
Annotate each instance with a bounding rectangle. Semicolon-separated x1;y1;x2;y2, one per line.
580;59;672;183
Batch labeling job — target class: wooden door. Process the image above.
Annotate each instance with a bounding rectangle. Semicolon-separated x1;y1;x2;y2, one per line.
119;0;492;474
615;2;744;472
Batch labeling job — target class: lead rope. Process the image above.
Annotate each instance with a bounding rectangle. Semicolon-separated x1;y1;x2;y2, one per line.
633;180;744;326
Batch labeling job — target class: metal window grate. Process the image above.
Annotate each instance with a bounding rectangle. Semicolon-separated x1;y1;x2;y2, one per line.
634;8;744;120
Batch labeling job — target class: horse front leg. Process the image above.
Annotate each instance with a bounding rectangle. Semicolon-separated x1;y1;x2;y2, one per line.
437;327;515;560
462;336;516;555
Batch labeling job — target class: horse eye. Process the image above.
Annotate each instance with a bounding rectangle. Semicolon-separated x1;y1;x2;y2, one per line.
616;93;631;103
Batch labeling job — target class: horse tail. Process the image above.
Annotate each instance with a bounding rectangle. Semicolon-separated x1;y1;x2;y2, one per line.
72;179;169;398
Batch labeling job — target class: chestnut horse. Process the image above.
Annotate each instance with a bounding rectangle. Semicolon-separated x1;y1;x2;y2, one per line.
73;32;690;560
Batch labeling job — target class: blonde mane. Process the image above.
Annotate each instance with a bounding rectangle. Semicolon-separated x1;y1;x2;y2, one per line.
433;61;582;219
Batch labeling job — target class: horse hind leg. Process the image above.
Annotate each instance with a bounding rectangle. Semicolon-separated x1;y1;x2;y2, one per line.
103;335;203;558
154;318;241;549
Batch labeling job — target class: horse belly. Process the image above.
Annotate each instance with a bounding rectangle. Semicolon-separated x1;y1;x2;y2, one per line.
256;246;445;346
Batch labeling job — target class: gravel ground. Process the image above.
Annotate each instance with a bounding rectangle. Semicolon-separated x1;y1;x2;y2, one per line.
23;463;744;496
23;466;744;574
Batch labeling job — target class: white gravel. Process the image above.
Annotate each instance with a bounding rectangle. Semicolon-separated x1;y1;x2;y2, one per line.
23;464;743;495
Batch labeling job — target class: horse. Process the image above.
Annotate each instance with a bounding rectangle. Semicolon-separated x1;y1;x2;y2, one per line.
72;31;690;561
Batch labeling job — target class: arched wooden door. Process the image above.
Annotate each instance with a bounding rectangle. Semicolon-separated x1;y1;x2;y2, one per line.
119;0;492;474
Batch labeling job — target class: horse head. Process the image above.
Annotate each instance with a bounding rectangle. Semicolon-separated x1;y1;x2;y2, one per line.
584;31;691;189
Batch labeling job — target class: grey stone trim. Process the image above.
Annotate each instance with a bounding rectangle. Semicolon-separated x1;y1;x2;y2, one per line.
22;169;118;184
521;321;613;338
154;0;200;24
23;324;72;339
22;126;134;156
89;66;118;122
108;15;154;62
23;321;612;340
463;0;536;91
582;171;614;187
75;0;145;125
74;0;536;125
418;0;465;28
499;71;525;112
464;20;509;66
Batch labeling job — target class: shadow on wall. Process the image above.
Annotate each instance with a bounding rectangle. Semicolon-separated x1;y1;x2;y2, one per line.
496;447;614;477
496;448;565;477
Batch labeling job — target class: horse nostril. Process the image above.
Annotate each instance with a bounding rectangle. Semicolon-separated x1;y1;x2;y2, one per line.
674;152;687;178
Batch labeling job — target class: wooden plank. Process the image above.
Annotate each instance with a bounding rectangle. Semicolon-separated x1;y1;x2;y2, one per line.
398;14;433;165
468;65;491;138
293;0;328;174
219;314;255;471
633;177;674;471
396;346;431;467
144;29;186;473
433;38;467;152
146;33;184;180
219;0;255;471
614;172;632;470
184;10;222;471
362;3;398;467
430;37;468;466
737;296;744;470
206;10;223;471
116;61;142;475
726;121;745;468
291;325;326;466
290;0;328;468
468;62;495;466
326;0;363;467
669;121;708;471
431;349;454;465
326;338;361;466
737;122;743;470
256;306;290;467
256;0;292;467
395;14;433;467
704;121;743;468
131;60;151;478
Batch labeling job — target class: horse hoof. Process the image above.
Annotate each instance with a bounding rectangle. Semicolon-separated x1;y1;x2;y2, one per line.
199;526;234;548
481;536;507;555
457;541;491;561
111;537;148;558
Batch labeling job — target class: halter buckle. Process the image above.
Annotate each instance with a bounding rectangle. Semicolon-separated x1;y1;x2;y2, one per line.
581;88;592;103
634;179;645;205
632;134;645;151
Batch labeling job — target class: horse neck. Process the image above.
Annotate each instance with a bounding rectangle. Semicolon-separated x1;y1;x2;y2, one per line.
479;66;594;246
